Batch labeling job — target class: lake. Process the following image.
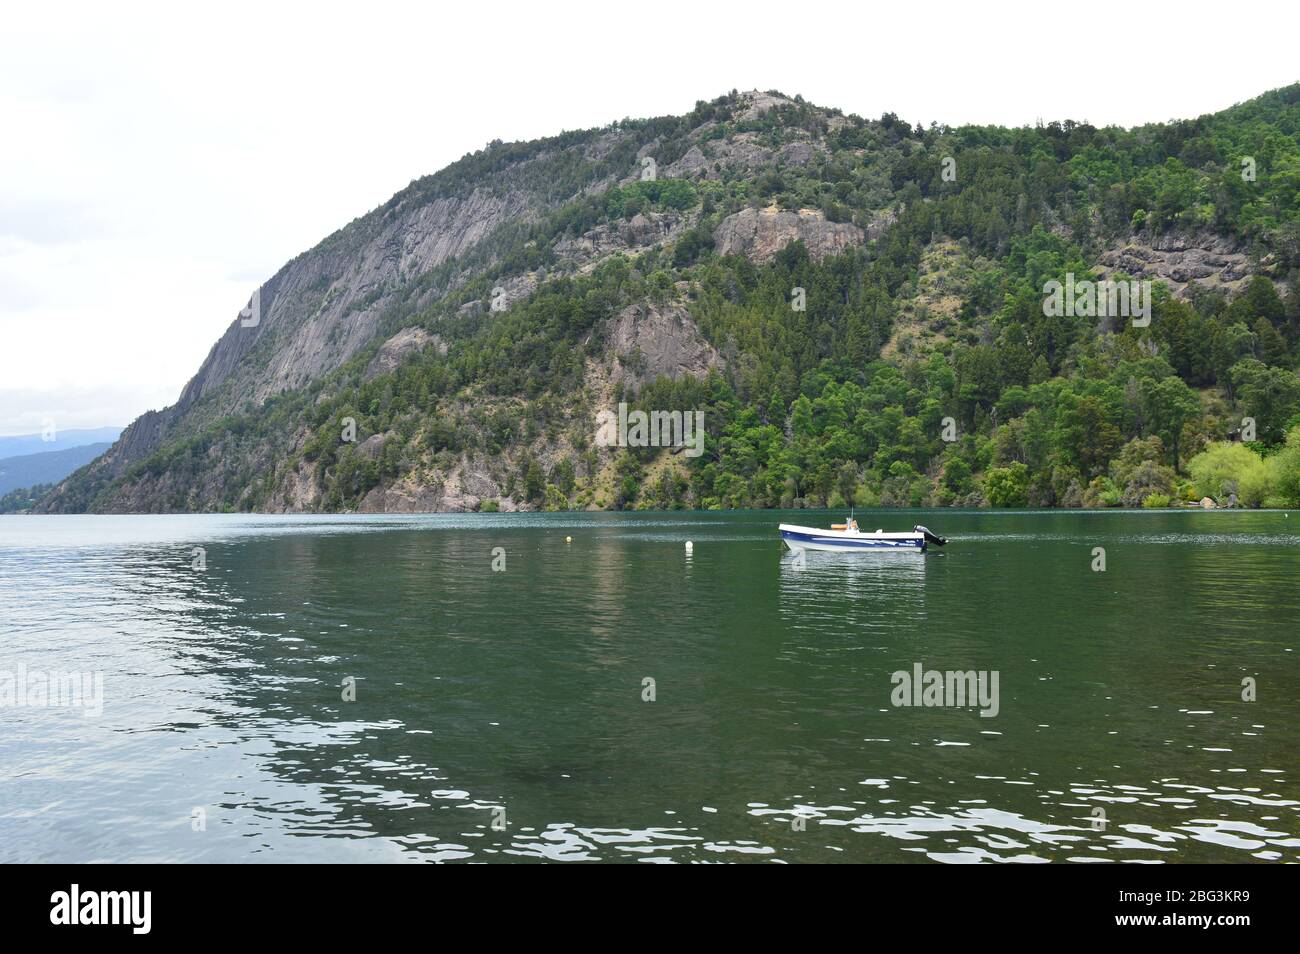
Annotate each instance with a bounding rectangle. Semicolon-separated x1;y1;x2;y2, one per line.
1;510;1297;863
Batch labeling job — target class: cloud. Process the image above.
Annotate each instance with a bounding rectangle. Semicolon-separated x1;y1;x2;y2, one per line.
0;384;164;435
0;197;106;246
0;0;1294;434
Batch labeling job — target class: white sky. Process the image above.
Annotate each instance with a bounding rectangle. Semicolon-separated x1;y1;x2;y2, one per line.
1;0;1295;434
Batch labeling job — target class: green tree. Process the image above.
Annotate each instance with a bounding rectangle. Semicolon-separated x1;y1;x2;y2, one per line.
836;462;859;506
522;457;545;503
1255;317;1290;367
1141;376;1200;471
1232;359;1300;443
1269;425;1300;506
984;463;1029;507
1055;394;1122;477
1187;442;1270;504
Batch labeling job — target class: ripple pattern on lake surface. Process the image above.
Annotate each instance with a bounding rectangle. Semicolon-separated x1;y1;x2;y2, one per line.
1;510;1296;862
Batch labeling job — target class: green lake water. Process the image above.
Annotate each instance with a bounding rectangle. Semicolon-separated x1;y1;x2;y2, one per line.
0;509;1296;863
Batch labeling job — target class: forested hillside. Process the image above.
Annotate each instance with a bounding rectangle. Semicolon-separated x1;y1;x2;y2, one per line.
37;85;1300;514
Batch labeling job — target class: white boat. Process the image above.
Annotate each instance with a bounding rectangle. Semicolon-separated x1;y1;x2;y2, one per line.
779;516;947;553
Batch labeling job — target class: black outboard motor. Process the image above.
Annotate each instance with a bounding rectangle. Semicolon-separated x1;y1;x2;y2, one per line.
914;525;947;547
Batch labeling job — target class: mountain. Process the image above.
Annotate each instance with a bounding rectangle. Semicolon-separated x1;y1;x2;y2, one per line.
37;86;1300;514
0;427;121;461
0;442;113;496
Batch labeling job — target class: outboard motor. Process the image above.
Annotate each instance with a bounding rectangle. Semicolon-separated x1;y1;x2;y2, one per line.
914;525;947;547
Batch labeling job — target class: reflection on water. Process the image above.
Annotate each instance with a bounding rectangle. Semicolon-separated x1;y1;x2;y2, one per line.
779;549;928;635
0;510;1296;863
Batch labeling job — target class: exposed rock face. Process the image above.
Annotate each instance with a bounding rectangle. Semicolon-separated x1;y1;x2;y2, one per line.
664;145;711;178
274;464;321;511
664;134;826;182
214;187;531;409
39;182;539;512
775;141;820;166
863;207;899;240
554;211;690;269
60;408;169;491
458;270;548;317
606;301;722;388
738;90;796;120
357;482;475;513
356;458;503;513
356;433;388;460
714;207;864;262
1096;231;1254;297
364;328;443;381
655;92;828;184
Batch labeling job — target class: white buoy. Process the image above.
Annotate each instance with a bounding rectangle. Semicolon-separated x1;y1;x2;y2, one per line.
685;540;693;552
565;536;572;543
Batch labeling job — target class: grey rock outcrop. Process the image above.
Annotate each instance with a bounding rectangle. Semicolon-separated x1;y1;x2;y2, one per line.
714;207;864;262
606;302;722;388
664;133;825;182
205;186;530;412
554;211;690;269
1096;231;1255;297
356;458;504;513
738;90;796;120
364;328;444;381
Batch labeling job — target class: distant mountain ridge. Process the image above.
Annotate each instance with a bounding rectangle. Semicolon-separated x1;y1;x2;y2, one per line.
0;427;121;461
0;442;113;496
35;85;1300;514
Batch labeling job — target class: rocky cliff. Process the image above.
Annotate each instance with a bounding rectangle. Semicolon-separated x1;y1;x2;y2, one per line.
39;119;657;510
41;89;883;513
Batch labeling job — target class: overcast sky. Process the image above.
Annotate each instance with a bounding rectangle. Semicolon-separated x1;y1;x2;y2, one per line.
1;0;1295;435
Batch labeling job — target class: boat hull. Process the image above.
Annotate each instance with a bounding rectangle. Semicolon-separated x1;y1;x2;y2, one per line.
779;523;926;552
